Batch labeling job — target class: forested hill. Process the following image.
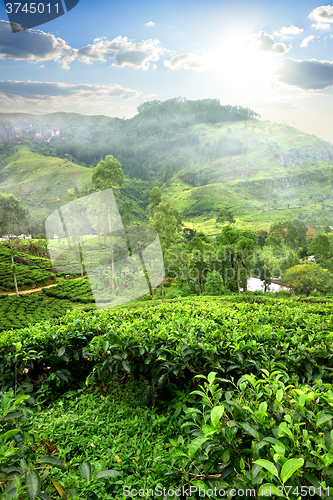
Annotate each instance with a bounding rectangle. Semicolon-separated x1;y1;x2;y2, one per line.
1;97;333;234
0;99;260;182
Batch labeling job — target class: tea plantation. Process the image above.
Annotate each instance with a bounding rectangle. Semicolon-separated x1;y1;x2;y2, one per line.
0;295;74;331
0;245;56;291
1;297;333;499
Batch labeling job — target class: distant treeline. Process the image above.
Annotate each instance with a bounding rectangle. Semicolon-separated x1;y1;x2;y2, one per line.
137;97;260;123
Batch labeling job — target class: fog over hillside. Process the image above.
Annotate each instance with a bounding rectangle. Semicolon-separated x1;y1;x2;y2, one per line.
1;98;333;234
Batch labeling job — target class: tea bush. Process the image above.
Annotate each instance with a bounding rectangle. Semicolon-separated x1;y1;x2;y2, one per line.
0;246;55;290
42;278;95;303
0;295;73;332
163;371;333;498
0;299;332;403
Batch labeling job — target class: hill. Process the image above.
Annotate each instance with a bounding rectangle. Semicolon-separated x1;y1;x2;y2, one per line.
1;98;333;235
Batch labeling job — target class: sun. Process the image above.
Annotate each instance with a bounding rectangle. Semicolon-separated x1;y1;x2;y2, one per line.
211;31;278;91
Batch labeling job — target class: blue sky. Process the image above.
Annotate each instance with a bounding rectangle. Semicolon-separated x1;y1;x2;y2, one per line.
2;0;333;141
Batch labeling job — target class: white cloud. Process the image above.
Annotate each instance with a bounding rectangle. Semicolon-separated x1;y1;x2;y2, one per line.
249;31;289;54
300;35;316;47
163;53;205;71
145;21;155;27
309;5;333;23
274;25;304;36
311;22;331;29
0;21;165;70
77;36;164;69
277;58;333;90
0;20;76;69
0;80;141;105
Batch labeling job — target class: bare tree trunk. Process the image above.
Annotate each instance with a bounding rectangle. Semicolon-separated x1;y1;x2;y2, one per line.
78;243;83;278
9;236;19;296
107;206;115;293
237;263;241;295
161;258;164;303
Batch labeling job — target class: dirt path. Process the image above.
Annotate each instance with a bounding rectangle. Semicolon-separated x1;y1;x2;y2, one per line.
6;277;84;296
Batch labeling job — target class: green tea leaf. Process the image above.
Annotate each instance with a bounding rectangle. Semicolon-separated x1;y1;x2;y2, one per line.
316;413;333;428
1;394;11;416
85;491;99;500
222;449;230;463
210;406;224;427
187;436;209;459
57;346;66;357
253;459;278;478
278;422;293;440
95;470;121;479
80;462;91;483
275;389;283;402
207;372;217;384
39;456;65;470
272;442;285;457
121;360;131;373
240;422;258;439
0;429;20;442
280;458;304;484
26;470;41;500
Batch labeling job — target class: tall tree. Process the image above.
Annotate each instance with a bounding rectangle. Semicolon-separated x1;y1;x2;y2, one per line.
308;235;331;260
218;226;258;294
0;194;26;295
268;220;308;250
149;186;162;215
91;155;124;293
91;155;124;192
150;197;182;301
216;207;236;226
283;263;333;297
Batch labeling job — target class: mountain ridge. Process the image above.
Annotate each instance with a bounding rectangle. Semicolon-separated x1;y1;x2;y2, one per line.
0;98;333;235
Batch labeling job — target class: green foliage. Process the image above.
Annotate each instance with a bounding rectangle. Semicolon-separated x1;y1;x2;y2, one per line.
204;271;225;296
1;294;333;496
0;390;118;499
91;155;124;191
150;198;182;252
283;263;333;296
268;220;308;249
0;246;55;291
216;207;236;225
1;299;333;404
165;370;333;497
0;194;26;234
149;186;162;214
0;295;72;332
42;278;95;303
308;234;332;260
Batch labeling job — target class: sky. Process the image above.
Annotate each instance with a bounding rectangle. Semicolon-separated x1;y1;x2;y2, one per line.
2;0;333;142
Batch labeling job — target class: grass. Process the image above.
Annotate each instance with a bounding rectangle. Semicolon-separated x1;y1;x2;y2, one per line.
31;379;180;499
0;146;92;223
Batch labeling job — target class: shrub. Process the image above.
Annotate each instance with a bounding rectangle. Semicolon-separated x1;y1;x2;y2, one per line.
204;271;225;296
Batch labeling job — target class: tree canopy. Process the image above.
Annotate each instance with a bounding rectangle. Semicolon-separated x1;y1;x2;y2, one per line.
308;235;331;260
283;263;333;296
91;155;124;191
216;207;236;225
268;220;308;249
